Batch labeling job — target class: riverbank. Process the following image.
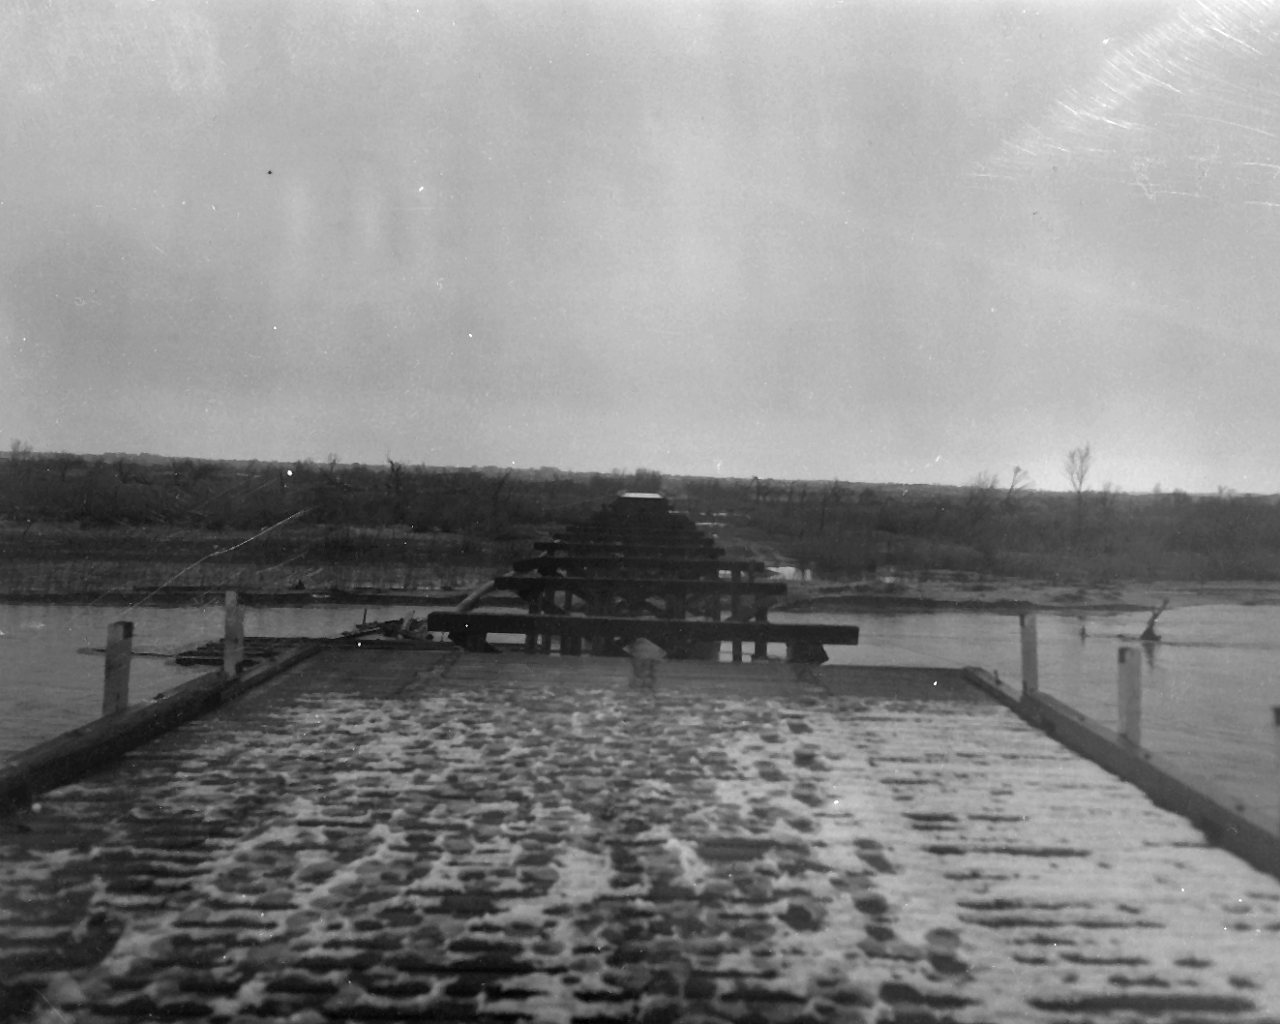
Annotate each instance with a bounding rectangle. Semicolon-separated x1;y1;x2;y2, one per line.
776;572;1280;614
7;568;1277;616
0;522;508;603
7;523;1280;612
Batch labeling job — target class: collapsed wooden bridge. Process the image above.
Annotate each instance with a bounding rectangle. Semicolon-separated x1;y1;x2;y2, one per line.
426;492;859;661
7;499;1280;1022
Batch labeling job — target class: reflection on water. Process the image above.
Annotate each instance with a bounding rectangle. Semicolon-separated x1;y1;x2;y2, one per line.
3;601;1278;833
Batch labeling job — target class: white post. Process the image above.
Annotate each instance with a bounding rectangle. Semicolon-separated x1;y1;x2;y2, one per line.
103;621;133;716
1118;646;1142;745
224;591;245;677
1019;612;1038;696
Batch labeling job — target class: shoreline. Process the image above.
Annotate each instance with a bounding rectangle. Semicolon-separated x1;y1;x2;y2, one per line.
0;586;524;609
6;575;1280;613
776;575;1280;614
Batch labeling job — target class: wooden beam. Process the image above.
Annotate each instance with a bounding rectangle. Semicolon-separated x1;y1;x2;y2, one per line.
425;611;858;648
0;643;321;814
511;556;765;575
963;667;1280;884
494;576;786;598
535;541;724;557
560;528;706;539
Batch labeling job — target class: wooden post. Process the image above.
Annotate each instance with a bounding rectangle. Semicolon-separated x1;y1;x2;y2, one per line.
103;621;133;716
539;587;553;653
753;606;768;661
586;588;604;656
224;591;245;677
1272;706;1280;820
1118;646;1141;746
1019;612;1038;696
731;571;743;662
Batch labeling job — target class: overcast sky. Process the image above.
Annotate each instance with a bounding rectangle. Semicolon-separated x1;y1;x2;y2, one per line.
4;0;1280;492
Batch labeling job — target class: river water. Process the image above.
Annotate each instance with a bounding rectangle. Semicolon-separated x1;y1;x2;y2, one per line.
0;602;364;761
2;601;1278;831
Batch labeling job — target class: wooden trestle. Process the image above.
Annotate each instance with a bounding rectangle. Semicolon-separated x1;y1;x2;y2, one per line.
425;492;858;661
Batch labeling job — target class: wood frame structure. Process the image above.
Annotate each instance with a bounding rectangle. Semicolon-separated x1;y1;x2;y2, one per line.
426;493;857;662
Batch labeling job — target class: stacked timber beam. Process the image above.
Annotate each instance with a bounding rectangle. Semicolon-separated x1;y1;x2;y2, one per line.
426;492;858;661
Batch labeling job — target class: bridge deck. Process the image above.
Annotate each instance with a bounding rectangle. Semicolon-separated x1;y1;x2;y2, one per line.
2;650;1279;1022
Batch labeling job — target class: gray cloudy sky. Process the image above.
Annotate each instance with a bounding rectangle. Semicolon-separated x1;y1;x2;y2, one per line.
3;0;1280;492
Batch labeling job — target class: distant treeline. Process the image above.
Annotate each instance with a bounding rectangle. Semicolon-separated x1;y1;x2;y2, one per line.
683;475;1280;582
0;450;663;537
4;449;1280;582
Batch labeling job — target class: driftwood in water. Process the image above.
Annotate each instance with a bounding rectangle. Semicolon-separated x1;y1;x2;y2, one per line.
1139;598;1170;642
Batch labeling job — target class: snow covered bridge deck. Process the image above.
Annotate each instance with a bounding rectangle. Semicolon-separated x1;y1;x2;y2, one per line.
3;649;1280;1022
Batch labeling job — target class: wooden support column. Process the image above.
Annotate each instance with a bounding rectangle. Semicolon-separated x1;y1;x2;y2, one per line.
1019;612;1039;696
1118;646;1142;746
1269;706;1280;824
1274;706;1280;823
561;582;578;654
586;587;603;655
731;570;743;662
539;586;554;653
224;591;245;678
103;621;133;716
525;601;538;653
559;580;570;654
753;607;768;661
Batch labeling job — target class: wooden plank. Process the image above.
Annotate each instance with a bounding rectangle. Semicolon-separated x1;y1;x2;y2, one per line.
511;556;765;575
425;611;858;646
555;524;711;540
560;520;710;531
535;540;724;557
494;576;786;597
559;530;709;543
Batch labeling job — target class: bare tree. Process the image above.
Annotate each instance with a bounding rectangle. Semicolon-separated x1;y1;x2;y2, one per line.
1003;466;1032;509
1064;443;1092;531
8;438;32;476
965;472;1000;533
387;457;406;521
1064;444;1092;494
818;479;843;534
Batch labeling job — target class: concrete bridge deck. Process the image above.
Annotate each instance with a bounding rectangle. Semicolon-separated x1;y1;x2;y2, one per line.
3;650;1280;1023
